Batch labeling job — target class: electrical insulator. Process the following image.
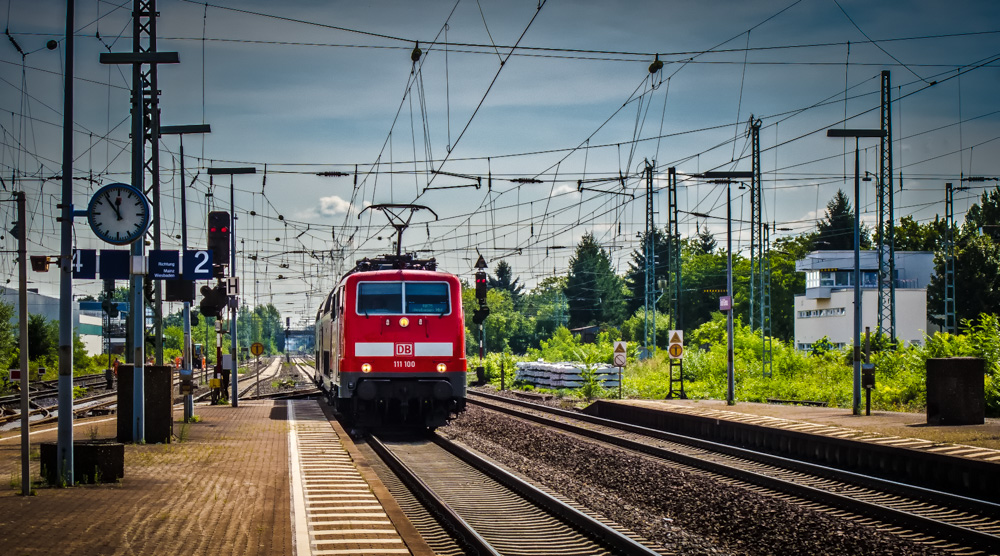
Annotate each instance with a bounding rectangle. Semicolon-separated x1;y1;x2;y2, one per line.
648;54;663;74
411;42;422;63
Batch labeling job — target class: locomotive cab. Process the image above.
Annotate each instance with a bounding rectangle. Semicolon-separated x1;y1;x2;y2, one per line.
316;257;467;429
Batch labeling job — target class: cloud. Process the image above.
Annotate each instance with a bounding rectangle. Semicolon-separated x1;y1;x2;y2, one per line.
319;195;353;216
294;195;355;219
550;184;580;197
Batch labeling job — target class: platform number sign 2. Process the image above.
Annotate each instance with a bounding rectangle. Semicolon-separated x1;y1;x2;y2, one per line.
184;250;213;280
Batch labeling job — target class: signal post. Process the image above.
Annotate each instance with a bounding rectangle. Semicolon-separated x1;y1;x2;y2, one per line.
201;211;232;403
472;256;489;384
666;329;687;399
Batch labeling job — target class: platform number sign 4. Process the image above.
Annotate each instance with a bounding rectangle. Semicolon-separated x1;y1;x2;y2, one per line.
71;249;97;279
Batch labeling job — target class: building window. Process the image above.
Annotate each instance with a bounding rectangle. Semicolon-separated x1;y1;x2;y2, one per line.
797;307;845;318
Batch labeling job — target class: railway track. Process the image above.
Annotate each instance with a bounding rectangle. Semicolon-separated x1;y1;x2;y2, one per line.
468;390;1000;555
368;431;665;556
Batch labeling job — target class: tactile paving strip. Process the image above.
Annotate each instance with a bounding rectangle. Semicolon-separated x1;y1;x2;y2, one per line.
288;400;410;556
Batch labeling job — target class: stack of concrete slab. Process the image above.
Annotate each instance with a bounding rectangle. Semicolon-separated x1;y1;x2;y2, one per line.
514;361;620;389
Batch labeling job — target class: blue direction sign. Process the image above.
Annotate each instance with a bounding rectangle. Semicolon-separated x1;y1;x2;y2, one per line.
72;249;97;279
184;250;213;280
149;250;180;279
99;250;130;280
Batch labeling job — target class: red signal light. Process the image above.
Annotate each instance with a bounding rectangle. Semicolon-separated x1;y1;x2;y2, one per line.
209;227;218;233
221;227;228;233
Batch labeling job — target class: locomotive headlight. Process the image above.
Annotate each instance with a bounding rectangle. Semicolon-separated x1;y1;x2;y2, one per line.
361;363;372;373
436;363;447;373
399;317;409;328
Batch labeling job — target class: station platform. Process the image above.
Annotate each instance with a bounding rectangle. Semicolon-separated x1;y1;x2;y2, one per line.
619;398;1000;454
587;397;1000;500
0;399;433;556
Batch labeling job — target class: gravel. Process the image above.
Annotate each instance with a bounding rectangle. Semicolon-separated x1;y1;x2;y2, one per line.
442;403;952;556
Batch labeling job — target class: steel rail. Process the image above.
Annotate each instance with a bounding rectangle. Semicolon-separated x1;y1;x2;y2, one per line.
469;391;1000;554
368;433;501;556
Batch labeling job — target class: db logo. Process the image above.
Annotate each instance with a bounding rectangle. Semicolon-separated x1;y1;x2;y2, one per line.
395;343;414;356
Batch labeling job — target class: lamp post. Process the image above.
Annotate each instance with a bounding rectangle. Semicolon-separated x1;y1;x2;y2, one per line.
160;124;210;421
207;166;256;407
826;128;885;416
696;171;753;405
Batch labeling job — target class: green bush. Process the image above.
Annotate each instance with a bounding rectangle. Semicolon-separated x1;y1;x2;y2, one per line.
470;312;1000;417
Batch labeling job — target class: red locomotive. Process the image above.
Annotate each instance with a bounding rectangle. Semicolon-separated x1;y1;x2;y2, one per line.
315;249;467;429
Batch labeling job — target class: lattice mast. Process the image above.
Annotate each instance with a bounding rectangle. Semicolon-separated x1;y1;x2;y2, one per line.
749;118;762;331
761;224;773;378
643;161;656;358
667;167;681;331
944;182;960;334
877;70;896;344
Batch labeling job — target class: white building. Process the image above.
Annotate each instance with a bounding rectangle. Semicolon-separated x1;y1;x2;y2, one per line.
794;251;935;351
1;286;106;356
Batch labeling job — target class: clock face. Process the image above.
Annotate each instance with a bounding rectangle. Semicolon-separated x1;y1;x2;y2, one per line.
87;184;150;245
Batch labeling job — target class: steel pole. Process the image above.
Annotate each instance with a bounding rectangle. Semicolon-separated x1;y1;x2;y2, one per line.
726;181;735;406
17;192;30;494
852;138;862;416
130;2;146;441
57;0;76;483
230;176;238;407
179;136;193;421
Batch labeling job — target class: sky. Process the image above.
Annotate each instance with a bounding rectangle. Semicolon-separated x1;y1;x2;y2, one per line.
1;0;998;326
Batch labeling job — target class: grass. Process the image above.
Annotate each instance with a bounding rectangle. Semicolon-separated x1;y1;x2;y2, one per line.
472;314;1000;417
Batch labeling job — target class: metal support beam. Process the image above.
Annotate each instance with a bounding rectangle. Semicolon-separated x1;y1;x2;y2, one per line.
137;0;165;366
761;223;773;378
749;118;762;331
944;182;962;334
667;166;681;330
57;0;76;483
877;70;896;344
642;161;656;359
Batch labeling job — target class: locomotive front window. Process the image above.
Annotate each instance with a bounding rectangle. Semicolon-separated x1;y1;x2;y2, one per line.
405;282;449;314
357;282;402;314
356;281;450;315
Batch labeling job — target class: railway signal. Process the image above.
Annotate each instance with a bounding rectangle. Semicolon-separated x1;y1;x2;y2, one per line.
473;255;490;324
207;211;230;278
199;283;229;318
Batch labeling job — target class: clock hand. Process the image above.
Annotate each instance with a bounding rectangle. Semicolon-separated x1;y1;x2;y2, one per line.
106;192;124;221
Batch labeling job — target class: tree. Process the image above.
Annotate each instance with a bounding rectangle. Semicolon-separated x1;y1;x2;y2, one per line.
623;227;670;316
928;233;1000;326
927;187;1000;326
27;314;58;362
523;276;568;340
565;233;625;328
0;301;15;368
963;186;1000;244
487;260;524;307
679;245;729;334
892;215;944;252
693;223;717;255
815;189;871;250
